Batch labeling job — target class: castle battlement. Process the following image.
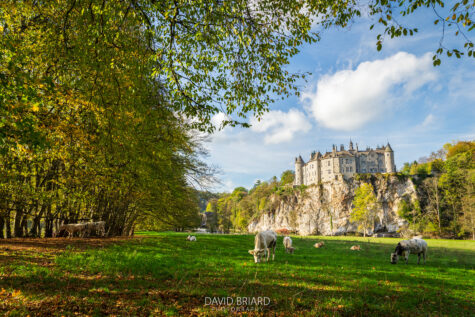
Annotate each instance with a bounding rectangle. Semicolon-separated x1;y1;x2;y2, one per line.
294;140;395;185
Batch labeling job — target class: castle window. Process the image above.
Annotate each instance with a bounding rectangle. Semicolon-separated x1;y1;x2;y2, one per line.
328;161;330;166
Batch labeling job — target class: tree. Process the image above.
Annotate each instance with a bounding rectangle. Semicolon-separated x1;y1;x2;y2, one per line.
351;183;379;237
422;177;443;232
460;169;475;239
367;0;475;66
280;170;295;186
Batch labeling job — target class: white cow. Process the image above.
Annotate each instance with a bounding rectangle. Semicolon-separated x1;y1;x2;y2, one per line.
283;236;294;253
57;223;86;238
248;231;277;263
85;221;106;237
187;235;196;241
391;238;428;264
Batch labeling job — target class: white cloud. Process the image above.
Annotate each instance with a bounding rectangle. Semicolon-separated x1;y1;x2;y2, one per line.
210;112;230;129
420;114;436;128
302;52;437;131
250;108;312;144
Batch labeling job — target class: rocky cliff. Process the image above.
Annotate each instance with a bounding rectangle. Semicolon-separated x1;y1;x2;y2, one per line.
248;175;416;236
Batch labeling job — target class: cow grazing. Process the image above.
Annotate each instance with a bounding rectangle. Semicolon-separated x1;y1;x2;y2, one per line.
314;241;325;248
85;221;106;237
57;223;86;238
248;231;277;263
283;236;294;254
391;238;428;264
350;245;361;251
187;235;196;241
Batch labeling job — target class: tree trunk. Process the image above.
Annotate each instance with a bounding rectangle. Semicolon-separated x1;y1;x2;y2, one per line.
44;204;53;238
0;216;4;239
14;207;24;237
6;212;12;238
29;216;42;237
20;216;28;237
45;219;54;238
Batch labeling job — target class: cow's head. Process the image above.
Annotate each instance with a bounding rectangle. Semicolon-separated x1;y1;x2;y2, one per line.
390;252;399;264
248;249;265;263
288;247;295;254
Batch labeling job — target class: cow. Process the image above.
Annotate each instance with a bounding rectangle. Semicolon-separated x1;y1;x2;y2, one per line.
85;221;106;237
187;235;197;241
283;236;294;253
57;223;86;238
350;245;361;251
391;238;428;264
314;241;325;248
248;231;277;263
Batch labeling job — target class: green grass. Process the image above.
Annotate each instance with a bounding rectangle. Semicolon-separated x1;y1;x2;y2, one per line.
1;233;474;316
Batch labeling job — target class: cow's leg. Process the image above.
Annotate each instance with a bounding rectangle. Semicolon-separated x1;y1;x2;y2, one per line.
272;245;275;260
265;248;269;262
418;253;421;264
405;251;410;264
423;251;426;264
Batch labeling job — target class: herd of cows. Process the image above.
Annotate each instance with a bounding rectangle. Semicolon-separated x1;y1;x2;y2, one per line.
188;230;428;265
54;225;428;265
54;221;106;238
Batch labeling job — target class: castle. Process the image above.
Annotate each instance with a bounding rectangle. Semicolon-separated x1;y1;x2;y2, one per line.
294;140;396;186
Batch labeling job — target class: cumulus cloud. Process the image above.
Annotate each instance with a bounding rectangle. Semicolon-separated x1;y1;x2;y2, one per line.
250;108;311;144
420;114;436;128
210;112;230;129
302;52;437;131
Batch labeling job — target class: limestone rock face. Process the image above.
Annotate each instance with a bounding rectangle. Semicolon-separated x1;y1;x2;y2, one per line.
248;175;415;236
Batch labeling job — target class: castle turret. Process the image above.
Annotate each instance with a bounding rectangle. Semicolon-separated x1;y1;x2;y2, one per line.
349;139;354;151
294;156;304;186
384;143;396;173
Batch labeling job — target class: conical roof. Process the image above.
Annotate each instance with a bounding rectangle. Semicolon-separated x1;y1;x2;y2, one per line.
385;143;393;152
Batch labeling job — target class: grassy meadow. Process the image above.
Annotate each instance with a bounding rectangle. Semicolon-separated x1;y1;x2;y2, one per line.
0;232;474;316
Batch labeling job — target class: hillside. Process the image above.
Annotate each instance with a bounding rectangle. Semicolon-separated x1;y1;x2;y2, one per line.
248;174;415;236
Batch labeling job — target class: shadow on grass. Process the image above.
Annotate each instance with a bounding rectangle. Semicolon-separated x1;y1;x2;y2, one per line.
1;233;474;316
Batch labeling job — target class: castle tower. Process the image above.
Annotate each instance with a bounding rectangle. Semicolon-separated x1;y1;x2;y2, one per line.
384;143;395;173
294;156;304;186
349;139;354;151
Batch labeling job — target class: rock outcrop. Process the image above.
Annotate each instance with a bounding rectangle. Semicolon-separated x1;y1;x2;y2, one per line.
248;175;415;236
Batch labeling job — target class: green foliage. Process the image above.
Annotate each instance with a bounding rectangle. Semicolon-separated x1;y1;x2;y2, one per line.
398;199;414;223
399;141;474;238
0;1;211;236
280;170;295;185
354;173;374;182
368;0;475;66
351;183;379;237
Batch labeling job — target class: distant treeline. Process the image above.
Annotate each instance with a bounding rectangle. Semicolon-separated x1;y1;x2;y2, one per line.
397;141;474;239
201;141;474;239
202;170;298;233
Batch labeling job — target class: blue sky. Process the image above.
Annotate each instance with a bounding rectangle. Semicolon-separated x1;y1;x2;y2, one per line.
205;7;475;192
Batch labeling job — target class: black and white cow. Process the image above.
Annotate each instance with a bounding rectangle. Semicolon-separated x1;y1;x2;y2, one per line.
391;238;428;264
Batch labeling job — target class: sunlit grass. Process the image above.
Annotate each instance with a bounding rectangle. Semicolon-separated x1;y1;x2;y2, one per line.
1;233;474;316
